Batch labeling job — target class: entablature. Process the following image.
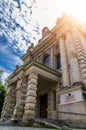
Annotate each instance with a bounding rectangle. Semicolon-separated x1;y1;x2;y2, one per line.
25;61;61;83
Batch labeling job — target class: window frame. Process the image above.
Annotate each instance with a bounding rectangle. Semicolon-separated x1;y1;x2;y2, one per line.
55;54;61;69
43;54;50;68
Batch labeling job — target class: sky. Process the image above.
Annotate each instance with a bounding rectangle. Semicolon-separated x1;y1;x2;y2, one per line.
0;0;86;84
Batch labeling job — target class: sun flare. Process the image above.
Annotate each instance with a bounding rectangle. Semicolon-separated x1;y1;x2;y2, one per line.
57;0;86;23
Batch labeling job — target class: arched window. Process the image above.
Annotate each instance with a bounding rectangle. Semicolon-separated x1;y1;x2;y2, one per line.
43;55;50;67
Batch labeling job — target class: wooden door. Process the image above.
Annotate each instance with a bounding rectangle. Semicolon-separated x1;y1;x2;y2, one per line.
40;94;48;118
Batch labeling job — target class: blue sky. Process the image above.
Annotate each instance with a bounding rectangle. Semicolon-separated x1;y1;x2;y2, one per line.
0;0;86;83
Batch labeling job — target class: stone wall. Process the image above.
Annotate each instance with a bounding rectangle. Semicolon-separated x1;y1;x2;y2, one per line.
58;101;86;122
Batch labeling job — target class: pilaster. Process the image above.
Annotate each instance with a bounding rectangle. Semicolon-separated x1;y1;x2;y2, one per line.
59;34;70;88
72;28;86;87
65;30;82;86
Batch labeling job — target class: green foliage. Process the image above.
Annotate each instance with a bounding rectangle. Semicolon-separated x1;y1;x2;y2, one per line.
0;84;6;115
0;78;2;85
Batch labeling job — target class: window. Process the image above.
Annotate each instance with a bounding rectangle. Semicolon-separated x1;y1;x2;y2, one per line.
56;55;61;69
43;55;50;67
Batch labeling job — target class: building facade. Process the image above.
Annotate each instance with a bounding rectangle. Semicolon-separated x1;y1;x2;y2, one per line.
1;14;86;125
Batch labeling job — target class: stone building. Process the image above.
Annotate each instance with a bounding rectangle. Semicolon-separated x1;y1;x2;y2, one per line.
1;14;86;125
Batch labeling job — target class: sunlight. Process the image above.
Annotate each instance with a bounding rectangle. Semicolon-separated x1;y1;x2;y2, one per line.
57;0;86;23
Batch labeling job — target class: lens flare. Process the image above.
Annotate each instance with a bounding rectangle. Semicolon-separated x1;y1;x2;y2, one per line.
57;0;86;23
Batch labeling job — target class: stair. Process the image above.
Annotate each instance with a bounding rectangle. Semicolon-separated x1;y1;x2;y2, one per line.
35;118;62;129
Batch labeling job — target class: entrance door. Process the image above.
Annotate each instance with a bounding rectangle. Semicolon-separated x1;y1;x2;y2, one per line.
40;94;48;118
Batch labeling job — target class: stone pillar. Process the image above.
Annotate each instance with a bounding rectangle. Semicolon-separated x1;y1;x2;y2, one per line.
12;79;22;120
50;46;54;69
72;28;86;86
65;31;82;86
1;84;16;119
12;77;28;121
22;72;38;125
59;34;70;88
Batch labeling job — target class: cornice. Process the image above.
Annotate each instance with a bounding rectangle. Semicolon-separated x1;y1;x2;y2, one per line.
9;66;24;79
53;15;86;37
22;14;86;61
25;61;61;77
59;85;82;95
22;32;56;61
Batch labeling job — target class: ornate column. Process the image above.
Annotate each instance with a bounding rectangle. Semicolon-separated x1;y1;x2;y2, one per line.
22;72;38;125
59;34;70;88
65;30;82;86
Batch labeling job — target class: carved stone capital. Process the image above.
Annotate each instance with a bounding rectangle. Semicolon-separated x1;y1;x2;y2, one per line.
59;34;65;40
28;72;38;80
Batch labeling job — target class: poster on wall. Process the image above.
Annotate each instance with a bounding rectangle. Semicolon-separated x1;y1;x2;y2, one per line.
65;94;76;103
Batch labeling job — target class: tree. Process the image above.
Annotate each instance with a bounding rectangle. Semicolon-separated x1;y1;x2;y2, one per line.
0;84;6;115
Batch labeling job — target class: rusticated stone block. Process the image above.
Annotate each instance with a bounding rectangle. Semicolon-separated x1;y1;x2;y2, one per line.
28;78;38;84
25;109;35;116
25;103;36;110
27;84;37;90
26;96;36;103
22;88;27;94
26;90;37;97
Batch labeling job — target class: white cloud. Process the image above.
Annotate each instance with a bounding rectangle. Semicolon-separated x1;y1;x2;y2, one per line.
0;45;23;70
1;0;38;53
0;66;11;84
1;71;11;85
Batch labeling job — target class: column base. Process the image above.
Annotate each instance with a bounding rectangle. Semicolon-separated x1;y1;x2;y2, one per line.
22;114;34;126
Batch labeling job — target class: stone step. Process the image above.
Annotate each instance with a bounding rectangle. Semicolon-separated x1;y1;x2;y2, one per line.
35;118;61;129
